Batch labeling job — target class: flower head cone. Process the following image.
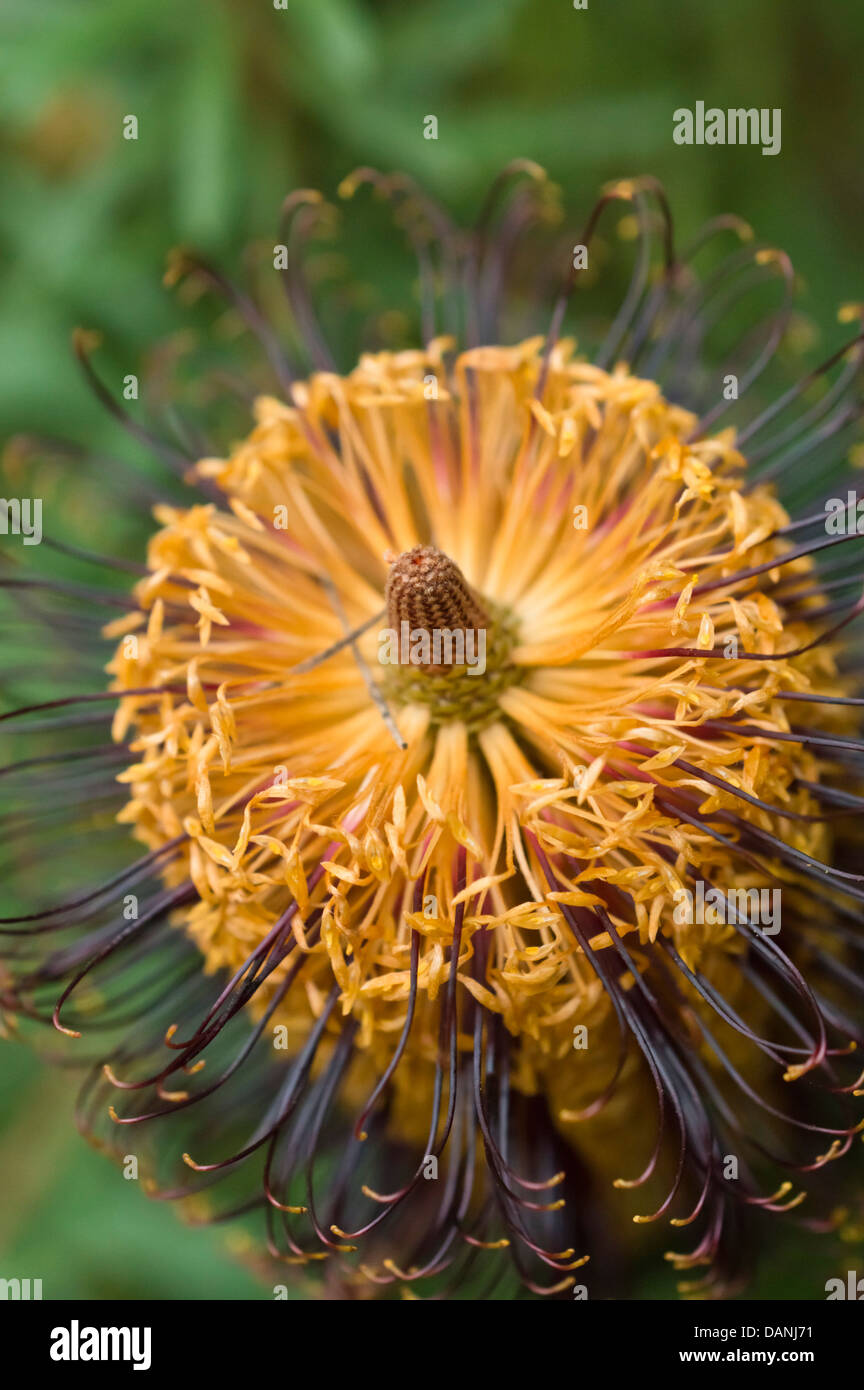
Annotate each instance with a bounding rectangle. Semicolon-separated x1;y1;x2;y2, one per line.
3;169;864;1299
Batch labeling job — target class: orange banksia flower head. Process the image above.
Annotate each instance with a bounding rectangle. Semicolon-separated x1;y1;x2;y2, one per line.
3;166;864;1299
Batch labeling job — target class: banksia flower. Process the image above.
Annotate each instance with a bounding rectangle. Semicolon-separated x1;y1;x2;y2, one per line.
3;166;864;1300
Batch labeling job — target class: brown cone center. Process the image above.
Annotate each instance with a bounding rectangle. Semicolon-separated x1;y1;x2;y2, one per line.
384;546;488;673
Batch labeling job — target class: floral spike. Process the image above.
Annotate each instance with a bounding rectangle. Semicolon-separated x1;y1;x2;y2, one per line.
3;167;864;1300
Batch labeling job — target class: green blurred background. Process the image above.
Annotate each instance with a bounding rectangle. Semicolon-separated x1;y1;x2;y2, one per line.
1;0;863;1299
